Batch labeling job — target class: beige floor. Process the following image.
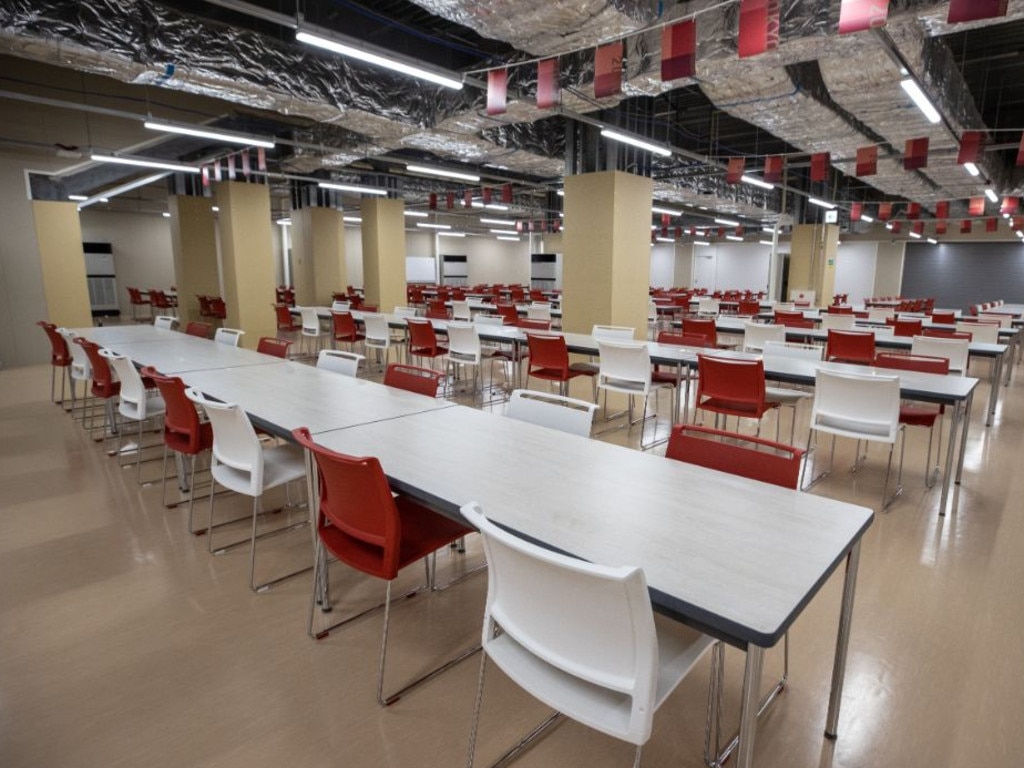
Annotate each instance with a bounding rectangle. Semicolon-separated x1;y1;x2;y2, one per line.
2;350;1023;768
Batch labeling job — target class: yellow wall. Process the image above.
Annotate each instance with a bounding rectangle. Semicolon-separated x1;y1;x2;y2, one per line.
169;196;219;323
789;223;839;307
32;201;92;328
360;198;405;313
311;208;346;305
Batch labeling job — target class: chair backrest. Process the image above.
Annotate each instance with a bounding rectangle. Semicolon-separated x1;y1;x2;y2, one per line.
697;296;720;314
445;322;481;362
737;299;761;316
506;389;597;437
821;314;855;331
214;327;245;346
494;304;519;324
474;314;505;327
459;501;662;745
742;322;785;352
331;300;351;312
362;313;390;344
526;304;552;321
406;317;440;350
274;304;296;329
142;366;205;454
656;330;709;349
100;348;161;420
910;335;969;375
597;340;652;392
929;310;956;324
867;307;894;322
186;388;263;495
74;337;116;396
256;336;292;358
38;321;71;364
665;424;803;489
517;318;551;331
451;300;472;320
978;313;1011;328
331;311;360;340
153;315;178;330
185;321;212;339
526;333;569;375
317;349;363;377
696;354;767;412
297;306;322;334
957;321;998;344
892;318;923;338
681;317;717;347
762;339;824;362
393;306;418;317
591;325;635;341
383;363;443;396
875;353;950;376
811;368;900;443
60;328;92;377
826;329;876;364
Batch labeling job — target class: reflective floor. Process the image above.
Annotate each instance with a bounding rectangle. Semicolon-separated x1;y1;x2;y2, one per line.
1;349;1023;768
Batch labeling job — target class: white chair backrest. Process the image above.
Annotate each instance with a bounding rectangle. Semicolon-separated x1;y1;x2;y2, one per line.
526;304;551;321
867;307;894;322
331;300;351;312
591;325;635;341
297;306;322;334
762;340;824;362
596;340;651;392
100;348;164;421
871;325;895;338
153;315;177;330
811;369;900;443
978;313;1011;328
474;314;505;327
362;313;390;344
60;328;91;377
451;300;472;321
506;389;597;438
697;296;720;315
214;327;245;347
445;322;481;362
911;335;969;375
742;322;785;352
185;387;263;495
316;349;363;377
957;321;998;344
821;314;856;331
393;306;418;317
459;501;662;745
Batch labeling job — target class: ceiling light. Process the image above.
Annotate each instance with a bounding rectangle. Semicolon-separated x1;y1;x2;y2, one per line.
556;190;565;196
143;120;275;148
1003;212;1011;219
77;171;174;209
860;214;874;223
985;188;998;203
99;198;109;203
162;212;170;218
497;235;521;242
900;77;941;124
90;153;200;174
489;228;518;234
726;235;744;242
927;238;938;244
343;216;362;223
694;240;711;246
600;129;672;157
480;217;514;226
417;222;451;230
68;194;88;201
759;239;773;245
438;231;466;238
761;226;774;233
277;218;292;226
698;206;709;210
741;174;774;190
296;29;463;90
317;181;388;195
908;231;921;239
655;237;675;243
652;206;682;216
485;204;509;211
963;162;980;177
211;206;219;212
714;217;740;226
808;197;837;210
404;210;428;218
885;223;894;230
405;164;479;182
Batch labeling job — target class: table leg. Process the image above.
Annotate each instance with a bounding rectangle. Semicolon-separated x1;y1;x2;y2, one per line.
825;540;861;738
955;391;974;487
735;645;765;768
938;399;963;517
986;353;1003;427
1004;335;1016;385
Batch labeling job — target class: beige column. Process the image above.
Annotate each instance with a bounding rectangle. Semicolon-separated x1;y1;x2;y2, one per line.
562;170;652;335
360;198;405;313
214;182;276;345
169;196;219;323
32;201;92;328
789;223;839;307
292;207;346;306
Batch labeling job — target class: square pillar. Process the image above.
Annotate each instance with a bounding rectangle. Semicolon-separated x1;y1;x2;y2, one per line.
292;207;346;306
32;201;92;328
360;198;406;314
169;196;219;323
789;224;839;307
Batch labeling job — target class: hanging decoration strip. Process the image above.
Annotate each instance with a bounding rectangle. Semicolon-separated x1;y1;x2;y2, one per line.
856;146;878;176
838;0;890;35
662;20;697;81
738;0;780;59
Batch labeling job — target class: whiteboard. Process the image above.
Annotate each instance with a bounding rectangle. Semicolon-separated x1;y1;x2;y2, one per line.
406;256;435;283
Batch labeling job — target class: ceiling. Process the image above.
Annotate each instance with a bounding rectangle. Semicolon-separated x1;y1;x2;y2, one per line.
1;0;1023;239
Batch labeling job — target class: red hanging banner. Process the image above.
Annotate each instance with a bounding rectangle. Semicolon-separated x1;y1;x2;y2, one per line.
850;202;863;221
501;184;513;203
856;146;878;176
717;227;726;238
738;0;780;59
936;220;947;235
201;167;210;188
810;152;829;182
961;219;973;234
487;69;508;116
912;221;924;236
482;187;492;204
957;131;984;165
986;217;999;232
446;192;455;210
241;149;251;179
226;154;236;181
1001;196;1020;215
594;42;623;99
838;0;890;34
969;196;986;216
257;147;267;173
674;225;682;238
904;137;929;171
736;226;745;237
726;157;746;184
1017;133;1024;166
662;20;697;81
661;213;671;228
890;221;902;234
763;155;783;183
464;190;473;208
878;202;893;221
537;58;561;109
429;193;437;210
906;202;921;219
948;0;1008;23
935;200;950;219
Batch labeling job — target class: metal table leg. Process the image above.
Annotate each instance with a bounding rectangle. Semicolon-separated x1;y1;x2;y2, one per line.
986;353;1003;426
825;540;861;738
734;645;765;768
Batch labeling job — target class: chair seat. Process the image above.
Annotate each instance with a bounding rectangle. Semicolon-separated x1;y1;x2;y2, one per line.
529;366;592;382
410;344;448;358
899;404;941;427
335;332;366;343
166;421;213;456
700;396;777;418
570;361;600;375
765;386;811;405
212;443;305;496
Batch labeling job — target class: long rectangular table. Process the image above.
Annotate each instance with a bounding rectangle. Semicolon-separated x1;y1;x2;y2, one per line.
74;328;282;374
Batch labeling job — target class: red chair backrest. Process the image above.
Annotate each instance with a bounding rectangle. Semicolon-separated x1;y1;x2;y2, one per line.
774;310;806;327
406;319;441;352
826;329;876;364
923;328;972;341
827;305;853;314
682;317;717;347
274;304;296;329
257;337;292;358
737;299;761;316
383;363;443;397
875;353;949;375
142;366;209;455
208;297;227;318
893;318;923;337
930;310;956;324
656;331;708;348
75;338;119;398
695;355;767;412
526;333;569;375
38;321;71;365
185;321;212;339
495;304;518;324
331;311;359;340
516;318;551;330
665;424;803;490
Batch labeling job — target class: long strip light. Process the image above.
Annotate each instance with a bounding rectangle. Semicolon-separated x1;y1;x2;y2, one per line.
900;78;941;124
927;238;938;244
497;236;521;242
714;217;740;226
741;174;774;190
694;240;711;246
808;197;837;210
860;214;874;223
438;231;466;238
405;164;480;183
77;172;172;209
417;222;451;230
343;216;362;223
296;30;463;90
652;205;682;216
317;181;388;196
480;217;514;226
600;129;673;157
726;235;744;242
655;237;675;243
985;188;999;203
489;228;518;234
91;153;200;174
404;210;429;218
68;194;88;202
963;162;981;177
908;231;921;239
759;239;773;245
144;120;275;148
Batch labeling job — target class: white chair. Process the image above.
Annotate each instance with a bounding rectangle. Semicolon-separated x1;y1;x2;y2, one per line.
742;322;785;352
801;368;904;510
762;340;823;443
978;313;1012;328
297;306;325;356
362;313;393;370
59;327;92;421
317;349;364;377
153;315;178;330
393;306;418;317
820;314;856;331
185;388;308;592
596;340;670;449
506;389;597;438
445;322;494;401
331;300;351;312
526;303;552;322
100;349;166;483
592;324;635;341
911;335;969;375
461;501;715;768
214;327;245;347
867;307;894;322
957;321;998;344
451;300;472;321
697;296;720;315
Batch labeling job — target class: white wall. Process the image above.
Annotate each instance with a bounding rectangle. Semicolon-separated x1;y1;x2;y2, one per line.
833;241;877;305
675;245;694;288
79;210;175;318
649;244;676;288
690;242;771;292
874;241;905;297
465;239;531;285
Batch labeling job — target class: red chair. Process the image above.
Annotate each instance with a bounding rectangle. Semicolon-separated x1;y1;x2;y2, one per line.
127;287;152;322
494;304;518;324
274;304;302;333
383;363;444;397
666;424;803;489
737;299;761;316
257;337;292;358
331;311;365;351
149;289;175;317
73;338;121;442
923;328;972;341
652;331;705;423
773;309;806;326
682;317;718;348
524;333;596;398
875;353;950;487
405;318;448;369
37;321;72;404
426;300;449;320
825;329;876;364
509;286;526;303
142;366;214;529
695;354;778;435
185;321;213;339
930;310;956;325
208;296;227;321
827;305;853;315
516;317;551;331
892;318;923;337
292;426;477;706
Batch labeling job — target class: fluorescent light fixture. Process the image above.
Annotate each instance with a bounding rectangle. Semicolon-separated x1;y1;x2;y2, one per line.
900;78;941;124
317;181;388;196
485;204;509;211
985;188;998;203
808;197;836;210
480;217;514;226
277;218;292;226
556;190;564;196
963;162;980;177
655;237;675;243
68;194;88;201
417;222;451;230
471;201;485;208
860;214;874;223
759;239;773;245
927;238;938;244
497;235;521;242
714;217;740;226
99;198;109;203
698;205;709;210
211;206;219;212
726;235;744;242
296;29;463;90
489;228;518;234
741;174;774;190
405;164;479;182
343;216;362;223
600;128;672;157
143;120;275;148
762;226;774;233
162;212;171;218
404;210;428;218
885;223;894;230
90;153;200;174
652;206;682;216
908;231;921;239
1003;212;1011;219
559;212;565;218
77;171;173;209
694;240;711;246
438;231;466;238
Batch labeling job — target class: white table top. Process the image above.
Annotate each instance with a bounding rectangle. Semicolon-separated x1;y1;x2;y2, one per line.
74;325;182;344
77;334;281;374
311;404;874;648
